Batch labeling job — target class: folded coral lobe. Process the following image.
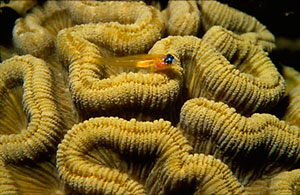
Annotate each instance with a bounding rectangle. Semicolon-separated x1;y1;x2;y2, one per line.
0;55;64;163
59;1;164;55
56;1;182;113
245;169;300;194
198;0;275;51
179;97;300;183
0;156;75;195
57;117;244;194
163;1;200;36
13;1;72;58
151;34;285;114
281;66;300;127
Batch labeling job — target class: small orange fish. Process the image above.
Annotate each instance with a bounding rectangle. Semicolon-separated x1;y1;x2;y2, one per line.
101;54;176;72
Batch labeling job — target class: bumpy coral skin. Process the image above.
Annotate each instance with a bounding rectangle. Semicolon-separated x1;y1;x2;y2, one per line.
245;169;300;194
150;34;285;114
57;117;244;195
13;1;72;58
0;55;63;163
162;1;200;36
198;0;275;51
179;97;300;183
56;2;181;113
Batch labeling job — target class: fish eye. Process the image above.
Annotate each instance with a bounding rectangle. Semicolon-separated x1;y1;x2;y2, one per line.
164;54;175;65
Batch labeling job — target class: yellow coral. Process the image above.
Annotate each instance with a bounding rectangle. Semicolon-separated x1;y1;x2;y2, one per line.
57;117;244;194
13;1;73;58
198;0;275;51
0;158;19;194
58;1;164;55
179;97;300;183
150;34;285;114
0;157;75;194
0;0;37;16
282;65;300;94
56;2;181;113
0;55;64;163
278;66;300;127
0;86;27;135
282;86;300;127
162;1;200;35
245;169;300;194
1;0;297;193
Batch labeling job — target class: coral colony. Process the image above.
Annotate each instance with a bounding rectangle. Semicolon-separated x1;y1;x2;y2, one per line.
0;1;300;194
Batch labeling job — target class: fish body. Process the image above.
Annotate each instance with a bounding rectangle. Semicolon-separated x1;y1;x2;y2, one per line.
101;54;176;72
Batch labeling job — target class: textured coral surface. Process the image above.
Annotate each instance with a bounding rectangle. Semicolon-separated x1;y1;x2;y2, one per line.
0;0;299;194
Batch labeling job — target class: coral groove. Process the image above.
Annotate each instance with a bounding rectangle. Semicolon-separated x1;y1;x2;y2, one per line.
162;1;200;35
179;97;300;183
245;169;300;194
56;1;181;113
198;0;275;51
13;1;72;58
0;55;63;163
57;117;244;194
150;34;285;114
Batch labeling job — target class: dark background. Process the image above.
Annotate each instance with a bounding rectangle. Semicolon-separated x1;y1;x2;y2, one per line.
219;0;300;38
218;0;300;70
1;0;300;69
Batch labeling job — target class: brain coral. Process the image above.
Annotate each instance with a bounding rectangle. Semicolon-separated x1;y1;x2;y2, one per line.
0;0;298;194
197;0;275;51
13;1;73;58
0;55;68;163
179;97;300;183
245;169;300;194
57;117;244;194
280;66;300;127
0;154;79;194
150;32;285;114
